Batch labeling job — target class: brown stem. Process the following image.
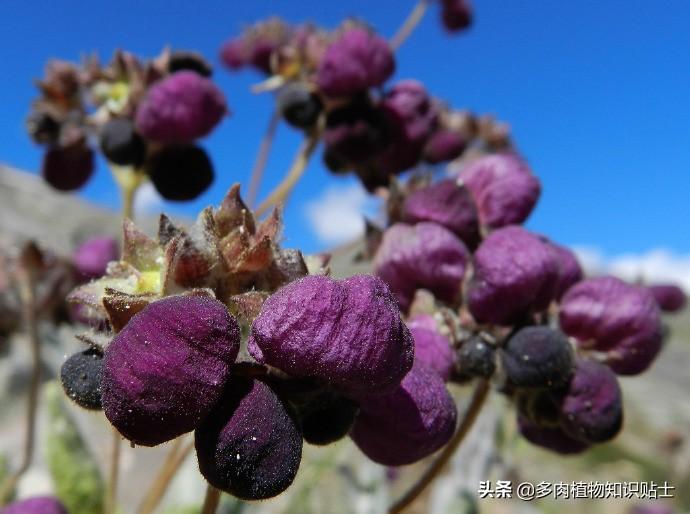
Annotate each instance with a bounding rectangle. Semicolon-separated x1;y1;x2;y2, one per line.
390;0;430;51
200;485;221;514
255;130;321;217
136;438;195;514
103;428;122;514
247;110;281;208
0;269;41;505
388;378;491;514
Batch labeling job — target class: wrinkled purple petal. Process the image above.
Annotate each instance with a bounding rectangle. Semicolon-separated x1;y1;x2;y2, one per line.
407;314;454;381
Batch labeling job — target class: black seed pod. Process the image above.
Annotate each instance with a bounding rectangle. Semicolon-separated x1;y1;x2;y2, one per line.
169;51;213;77
26;111;60;145
60;348;103;410
146;145;214;201
299;392;359;446
99;118;147;166
195;377;302;500
456;336;496;379
501;326;574;389
277;83;323;130
42;143;95;192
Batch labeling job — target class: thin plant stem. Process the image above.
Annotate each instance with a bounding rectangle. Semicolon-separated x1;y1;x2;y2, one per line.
390;0;430;51
255;130;321;217
110;165;146;222
136;438;195;514
388;378;491;514
104;430;122;514
247;110;281;208
0;267;41;505
200;485;221;514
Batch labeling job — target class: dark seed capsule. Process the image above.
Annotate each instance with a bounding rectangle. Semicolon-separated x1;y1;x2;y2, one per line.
195;377;302;500
518;415;590;455
299;392;359;446
26;111;60;145
60;348;103;410
501;326;574;389
168;51;213;77
41;143;95;192
146;145;214;201
99;118;147;167
456;336;496;379
277;83;323;130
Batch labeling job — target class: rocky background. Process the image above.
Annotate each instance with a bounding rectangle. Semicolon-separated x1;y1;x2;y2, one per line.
0;165;687;514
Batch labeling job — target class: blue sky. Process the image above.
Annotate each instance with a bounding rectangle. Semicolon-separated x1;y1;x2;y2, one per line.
1;0;689;258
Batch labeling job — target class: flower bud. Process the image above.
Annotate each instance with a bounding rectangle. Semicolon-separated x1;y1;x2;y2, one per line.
168;51;213;77
374;222;470;312
468;226;559;325
298;392;359;446
501;326;574;389
0;497;67;514
402;179;480;248
441;0;473;32
277;83;323;130
456;336;496;379
135;71;226;144
248;275;414;395
317;27;395;98
559;277;663;375
559;358;623;444
26;111;60;145
407;314;454;381
195;377;302;500
458;154;541;229
102;295;240;446
546;240;583;299
423;129;466;164
351;364;457;466
41;142;95;192
99;118;147;167
518;415;589;455
60;348;103;410
146;145;214;201
648;284;686;313
72;236;118;280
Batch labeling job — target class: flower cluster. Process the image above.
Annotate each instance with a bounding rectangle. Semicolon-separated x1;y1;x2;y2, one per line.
26;50;227;200
59;186;462;500
219;16;496;192
366;151;684;455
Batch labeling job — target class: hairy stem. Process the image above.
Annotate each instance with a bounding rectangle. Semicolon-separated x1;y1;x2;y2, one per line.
247;110;281;208
0;268;41;505
103;430;121;514
255;130;321;217
200;485;221;514
390;0;430;51
388;378;491;514
136;438;195;514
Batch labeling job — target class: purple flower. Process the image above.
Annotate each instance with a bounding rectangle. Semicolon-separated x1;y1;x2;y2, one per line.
441;0;473;32
102;295;240;446
374;222;470;312
468;226;559;325
248;275;414;395
423;129;466;164
351;363;457;465
518;416;589;455
377;80;438;174
648;284;687;313
559;277;663;375
72;236;118;280
402;179;480;248
559;358;623;444
42;143;94;192
135;71;226;144
546;240;584;299
458;154;541;229
407;314;454;381
0;497;67;514
195;377;302;500
317;27;395;98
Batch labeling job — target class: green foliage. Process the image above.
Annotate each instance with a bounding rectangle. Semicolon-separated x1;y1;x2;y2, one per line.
44;382;105;514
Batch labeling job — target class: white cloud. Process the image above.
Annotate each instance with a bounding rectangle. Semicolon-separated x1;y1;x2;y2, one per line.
572;246;690;292
304;184;381;246
133;182;164;215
